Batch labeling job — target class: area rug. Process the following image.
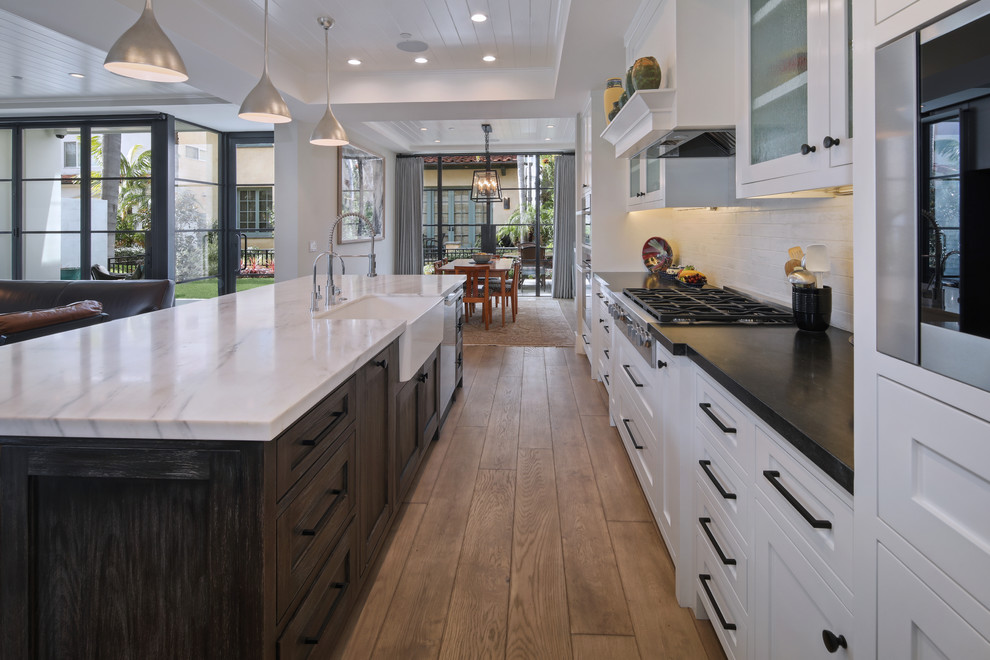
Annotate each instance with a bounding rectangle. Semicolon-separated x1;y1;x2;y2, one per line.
462;296;575;346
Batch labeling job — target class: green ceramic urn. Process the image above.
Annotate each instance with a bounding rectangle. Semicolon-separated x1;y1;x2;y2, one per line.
632;56;662;90
625;65;635;96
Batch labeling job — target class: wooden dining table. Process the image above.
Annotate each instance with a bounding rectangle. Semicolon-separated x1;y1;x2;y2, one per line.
439;258;515;327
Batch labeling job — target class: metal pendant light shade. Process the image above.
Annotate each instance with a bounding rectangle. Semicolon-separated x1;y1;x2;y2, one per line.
239;0;292;124
471;123;502;202
104;0;188;82
310;17;348;146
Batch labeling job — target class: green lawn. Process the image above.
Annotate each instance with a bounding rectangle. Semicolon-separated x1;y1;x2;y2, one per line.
174;278;275;299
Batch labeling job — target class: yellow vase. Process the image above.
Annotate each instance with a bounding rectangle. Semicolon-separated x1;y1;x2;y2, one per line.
604;78;623;123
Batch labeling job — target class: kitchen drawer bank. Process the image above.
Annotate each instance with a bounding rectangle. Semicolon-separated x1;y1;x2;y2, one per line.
0;340;444;659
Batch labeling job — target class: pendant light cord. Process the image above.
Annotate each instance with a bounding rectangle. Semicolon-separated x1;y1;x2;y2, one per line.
263;0;270;74
324;25;331;109
485;127;491;171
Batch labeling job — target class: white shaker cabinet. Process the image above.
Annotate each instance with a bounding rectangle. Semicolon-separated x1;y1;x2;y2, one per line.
752;499;853;659
736;0;853;197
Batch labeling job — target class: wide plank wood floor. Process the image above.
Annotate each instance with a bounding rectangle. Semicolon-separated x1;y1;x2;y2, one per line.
334;345;726;660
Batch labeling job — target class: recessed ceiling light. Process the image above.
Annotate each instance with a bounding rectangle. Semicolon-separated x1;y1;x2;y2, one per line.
471;13;488;22
545;137;552;141
415;57;428;64
69;72;85;78
347;58;361;65
546;124;555;128
482;55;496;62
434;139;441;143
420;127;428;131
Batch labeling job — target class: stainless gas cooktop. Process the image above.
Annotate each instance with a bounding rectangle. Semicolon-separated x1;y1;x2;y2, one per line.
623;287;794;325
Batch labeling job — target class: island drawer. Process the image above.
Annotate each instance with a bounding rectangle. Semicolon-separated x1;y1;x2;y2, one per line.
277;375;357;498
277;427;355;620
277;521;356;660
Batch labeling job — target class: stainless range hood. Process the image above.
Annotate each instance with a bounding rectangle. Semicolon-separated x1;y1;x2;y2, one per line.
654;129;735;158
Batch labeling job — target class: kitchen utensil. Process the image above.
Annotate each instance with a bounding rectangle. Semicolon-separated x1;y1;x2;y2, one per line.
642;236;674;273
787;267;817;287
788;246;804;260
803;244;830;287
784;258;801;275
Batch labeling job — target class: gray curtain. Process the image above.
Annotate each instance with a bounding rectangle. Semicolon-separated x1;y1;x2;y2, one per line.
394;156;424;274
552;154;575;298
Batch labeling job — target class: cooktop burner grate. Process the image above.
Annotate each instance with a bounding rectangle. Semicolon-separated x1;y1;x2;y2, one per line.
623;287;794;325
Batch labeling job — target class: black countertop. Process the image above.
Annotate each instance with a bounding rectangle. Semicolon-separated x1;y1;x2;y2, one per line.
594;272;854;494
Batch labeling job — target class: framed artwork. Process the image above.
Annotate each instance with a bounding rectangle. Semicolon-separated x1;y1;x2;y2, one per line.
337;143;384;244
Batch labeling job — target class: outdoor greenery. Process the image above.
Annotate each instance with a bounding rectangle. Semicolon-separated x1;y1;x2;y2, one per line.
496;156;556;247
175;277;274;299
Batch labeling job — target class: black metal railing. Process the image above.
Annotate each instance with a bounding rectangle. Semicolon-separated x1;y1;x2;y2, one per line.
107;255;145;275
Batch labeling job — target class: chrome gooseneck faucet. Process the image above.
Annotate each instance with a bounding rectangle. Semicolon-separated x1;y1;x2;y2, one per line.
311;212;379;313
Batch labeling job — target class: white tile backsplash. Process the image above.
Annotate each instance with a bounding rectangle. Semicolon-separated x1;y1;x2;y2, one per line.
626;194;854;331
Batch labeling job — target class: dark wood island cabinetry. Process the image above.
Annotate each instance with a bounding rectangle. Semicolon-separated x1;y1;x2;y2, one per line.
0;338;442;660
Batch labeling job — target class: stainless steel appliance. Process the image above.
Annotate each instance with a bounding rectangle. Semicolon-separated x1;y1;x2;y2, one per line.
877;0;990;392
439;288;462;416
622;287;794;325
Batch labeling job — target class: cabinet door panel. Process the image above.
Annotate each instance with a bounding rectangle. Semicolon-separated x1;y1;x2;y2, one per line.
878;377;990;608
394;376;422;501
357;346;393;575
877;544;990;660
753;501;852;660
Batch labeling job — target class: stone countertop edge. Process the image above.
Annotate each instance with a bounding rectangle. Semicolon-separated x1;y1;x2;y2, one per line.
596;271;854;495
0;275;464;443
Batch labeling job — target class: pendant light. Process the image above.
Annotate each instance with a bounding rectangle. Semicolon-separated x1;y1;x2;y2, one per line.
239;0;292;124
104;0;188;82
471;123;502;202
310;16;348;146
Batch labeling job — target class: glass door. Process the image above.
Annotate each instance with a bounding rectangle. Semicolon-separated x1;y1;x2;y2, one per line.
173;122;220;300
0;129;11;279
229;135;275;293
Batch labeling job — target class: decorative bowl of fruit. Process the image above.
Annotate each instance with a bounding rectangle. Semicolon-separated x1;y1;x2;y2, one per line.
676;269;707;288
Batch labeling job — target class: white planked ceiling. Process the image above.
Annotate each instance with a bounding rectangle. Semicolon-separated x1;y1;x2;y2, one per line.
0;0;640;151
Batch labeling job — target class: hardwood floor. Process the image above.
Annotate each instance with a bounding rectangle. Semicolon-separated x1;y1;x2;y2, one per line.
334;345;726;660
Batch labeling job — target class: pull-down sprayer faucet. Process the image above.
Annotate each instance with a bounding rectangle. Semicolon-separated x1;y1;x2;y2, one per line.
311;212;379;313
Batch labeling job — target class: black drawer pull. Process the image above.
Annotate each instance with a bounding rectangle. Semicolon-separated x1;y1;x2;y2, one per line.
300;581;348;645
699;517;736;565
823;135;841;149
699;574;736;631
801;143;816;155
699;403;736;433
657;359;667;369
604;349;609;359
600;317;605;324
699;460;737;500
597;292;604;298
763;470;832;529
604;325;610;334
374;359;388;369
622;364;644;387
602;374;609;385
417;372;429;383
300;528;317;536
621;418;643;449
582;334;590;345
304;637;320;645
822;629;848;653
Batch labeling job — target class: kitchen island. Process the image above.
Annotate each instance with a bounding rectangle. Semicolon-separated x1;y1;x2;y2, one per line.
0;274;463;660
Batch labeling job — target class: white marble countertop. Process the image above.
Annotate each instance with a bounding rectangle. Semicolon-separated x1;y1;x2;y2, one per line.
0;275;464;442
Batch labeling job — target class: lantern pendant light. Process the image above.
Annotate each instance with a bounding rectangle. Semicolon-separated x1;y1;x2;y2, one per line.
239;0;292;124
471;123;502;202
104;0;188;82
310;17;348;146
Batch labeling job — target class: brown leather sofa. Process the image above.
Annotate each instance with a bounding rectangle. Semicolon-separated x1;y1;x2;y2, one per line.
0;279;175;345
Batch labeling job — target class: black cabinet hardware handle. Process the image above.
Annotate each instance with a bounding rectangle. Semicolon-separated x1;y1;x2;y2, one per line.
604;325;610;334
329;488;342;496
700;517;736;565
621;418;643;449
374;359;388;369
300;528;317;536
699;574;736;631
823;136;840;149
604;349;609;358
597;292;604;298
582;334;590;345
699;403;736;433
657;359;667;369
699;460;737;500
600;318;605;323
801;143;816;155
622;364;644;387
763;470;832;529
417;372;429;383
822;629;848;653
301;582;348;644
304;637;320;645
602;374;609;385
456;357;463;367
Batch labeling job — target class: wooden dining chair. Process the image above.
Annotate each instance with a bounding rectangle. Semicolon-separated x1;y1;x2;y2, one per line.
432;259;446;275
489;259;520;324
454;265;491;330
